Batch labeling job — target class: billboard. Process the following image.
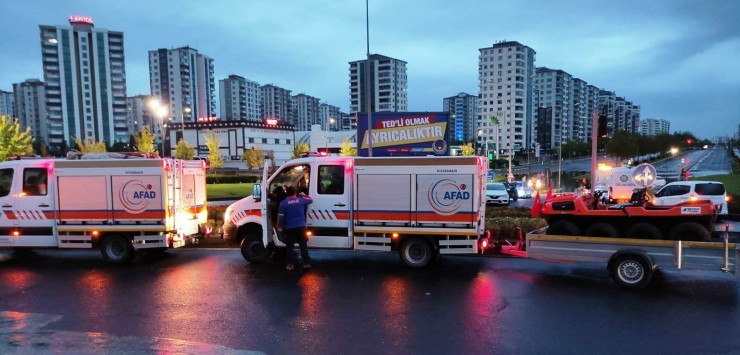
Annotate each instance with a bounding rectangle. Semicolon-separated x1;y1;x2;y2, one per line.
356;112;450;157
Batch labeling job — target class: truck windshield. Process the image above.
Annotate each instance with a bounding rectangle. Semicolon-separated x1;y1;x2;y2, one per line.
0;168;12;197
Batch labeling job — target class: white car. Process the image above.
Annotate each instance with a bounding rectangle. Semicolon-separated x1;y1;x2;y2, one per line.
486;183;510;206
653;181;729;214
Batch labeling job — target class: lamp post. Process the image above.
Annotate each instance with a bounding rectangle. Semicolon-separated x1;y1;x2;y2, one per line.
507;88;513;183
181;107;191;140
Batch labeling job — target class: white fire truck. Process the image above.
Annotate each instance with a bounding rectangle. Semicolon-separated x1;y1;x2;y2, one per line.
0;154;208;263
223;155;489;268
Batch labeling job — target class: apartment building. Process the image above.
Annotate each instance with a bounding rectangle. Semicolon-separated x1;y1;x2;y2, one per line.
443;92;478;143
149;46;216;123
12;79;46;141
40;16;128;146
219;74;261;121
349;54;407;113
478;41;536;156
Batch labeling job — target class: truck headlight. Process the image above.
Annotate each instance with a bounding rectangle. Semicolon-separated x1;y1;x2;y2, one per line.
223;206;234;224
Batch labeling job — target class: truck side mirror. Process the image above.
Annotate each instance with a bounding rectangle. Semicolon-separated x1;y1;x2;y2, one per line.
252;183;261;201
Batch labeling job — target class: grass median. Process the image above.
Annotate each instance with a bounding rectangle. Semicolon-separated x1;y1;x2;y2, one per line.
206;183;254;200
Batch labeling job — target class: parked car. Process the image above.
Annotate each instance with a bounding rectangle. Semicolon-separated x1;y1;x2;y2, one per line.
486;183;510;206
502;182;519;201
653;181;729;214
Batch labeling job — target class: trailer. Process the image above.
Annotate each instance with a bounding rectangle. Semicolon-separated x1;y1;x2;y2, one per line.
501;227;739;288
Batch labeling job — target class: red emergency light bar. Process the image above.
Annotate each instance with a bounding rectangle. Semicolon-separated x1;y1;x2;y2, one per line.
265;119;278;125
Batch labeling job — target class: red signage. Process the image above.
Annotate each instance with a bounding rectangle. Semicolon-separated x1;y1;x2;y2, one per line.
265;119;278;125
197;117;220;122
69;16;94;25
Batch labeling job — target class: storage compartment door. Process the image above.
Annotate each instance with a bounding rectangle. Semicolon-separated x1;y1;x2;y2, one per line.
57;176;111;224
355;174;411;226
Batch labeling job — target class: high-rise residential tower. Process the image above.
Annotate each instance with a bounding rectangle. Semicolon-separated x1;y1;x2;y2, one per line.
349;54;407;113
126;95;154;138
261;84;292;122
12;79;47;141
640;118;670;136
319;103;342;131
533;67;574;150
219;75;262;121
291;94;320;131
443;92;478;144
40;16;128;146
0;89;13;117
478;41;536;157
148;46;215;123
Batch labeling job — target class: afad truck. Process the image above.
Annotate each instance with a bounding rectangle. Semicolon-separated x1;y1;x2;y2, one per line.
0;154;208;263
223;155;489;268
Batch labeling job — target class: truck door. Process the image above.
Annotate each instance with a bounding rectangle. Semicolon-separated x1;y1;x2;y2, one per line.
306;163;351;249
13;166;55;247
0;167;15;246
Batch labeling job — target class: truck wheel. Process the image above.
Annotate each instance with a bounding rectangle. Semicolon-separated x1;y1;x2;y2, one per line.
546;220;581;236
610;255;653;289
241;235;269;263
625;223;662;240
400;237;433;268
669;222;712;242
100;235;134;264
585;223;620;238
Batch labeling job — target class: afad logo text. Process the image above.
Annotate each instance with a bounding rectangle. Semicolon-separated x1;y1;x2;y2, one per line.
120;180;156;214
428;179;470;215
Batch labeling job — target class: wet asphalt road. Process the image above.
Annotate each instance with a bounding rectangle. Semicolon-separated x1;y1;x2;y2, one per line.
1;249;738;354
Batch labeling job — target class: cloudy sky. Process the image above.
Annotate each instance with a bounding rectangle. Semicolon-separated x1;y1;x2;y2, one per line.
1;0;738;139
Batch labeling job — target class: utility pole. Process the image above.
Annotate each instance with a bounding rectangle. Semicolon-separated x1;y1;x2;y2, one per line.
365;0;373;157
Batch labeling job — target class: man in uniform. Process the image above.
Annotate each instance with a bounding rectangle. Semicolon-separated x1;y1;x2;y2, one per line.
277;186;313;270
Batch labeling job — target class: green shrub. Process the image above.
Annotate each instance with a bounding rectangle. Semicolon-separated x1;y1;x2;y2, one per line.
485;217;547;240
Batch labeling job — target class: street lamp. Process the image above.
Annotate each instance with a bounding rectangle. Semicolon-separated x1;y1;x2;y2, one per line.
148;99;168;157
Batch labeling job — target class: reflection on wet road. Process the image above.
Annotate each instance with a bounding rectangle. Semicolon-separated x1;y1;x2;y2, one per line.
0;249;738;354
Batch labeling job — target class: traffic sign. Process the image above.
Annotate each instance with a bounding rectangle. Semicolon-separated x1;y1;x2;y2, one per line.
632;163;657;188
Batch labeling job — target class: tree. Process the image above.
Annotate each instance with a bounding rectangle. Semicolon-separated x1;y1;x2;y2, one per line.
134;127;156;154
32;140;49;156
74;137;107;154
339;139;357;156
0;115;34;161
204;129;224;169
242;147;265;171
174;138;195;160
291;142;310;158
459;142;475;156
606;130;638;163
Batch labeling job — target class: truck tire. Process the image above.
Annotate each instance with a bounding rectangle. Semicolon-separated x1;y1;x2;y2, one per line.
400;237;433;268
625;223;662;240
101;235;134;264
669;222;712;242
610;254;653;289
546;220;581;236
585;223;620;238
241;235;269;263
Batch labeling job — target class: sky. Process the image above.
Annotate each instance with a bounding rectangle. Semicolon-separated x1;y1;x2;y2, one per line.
1;0;738;139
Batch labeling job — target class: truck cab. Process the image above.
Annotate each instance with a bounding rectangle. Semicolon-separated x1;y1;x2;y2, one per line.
0;159;55;247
